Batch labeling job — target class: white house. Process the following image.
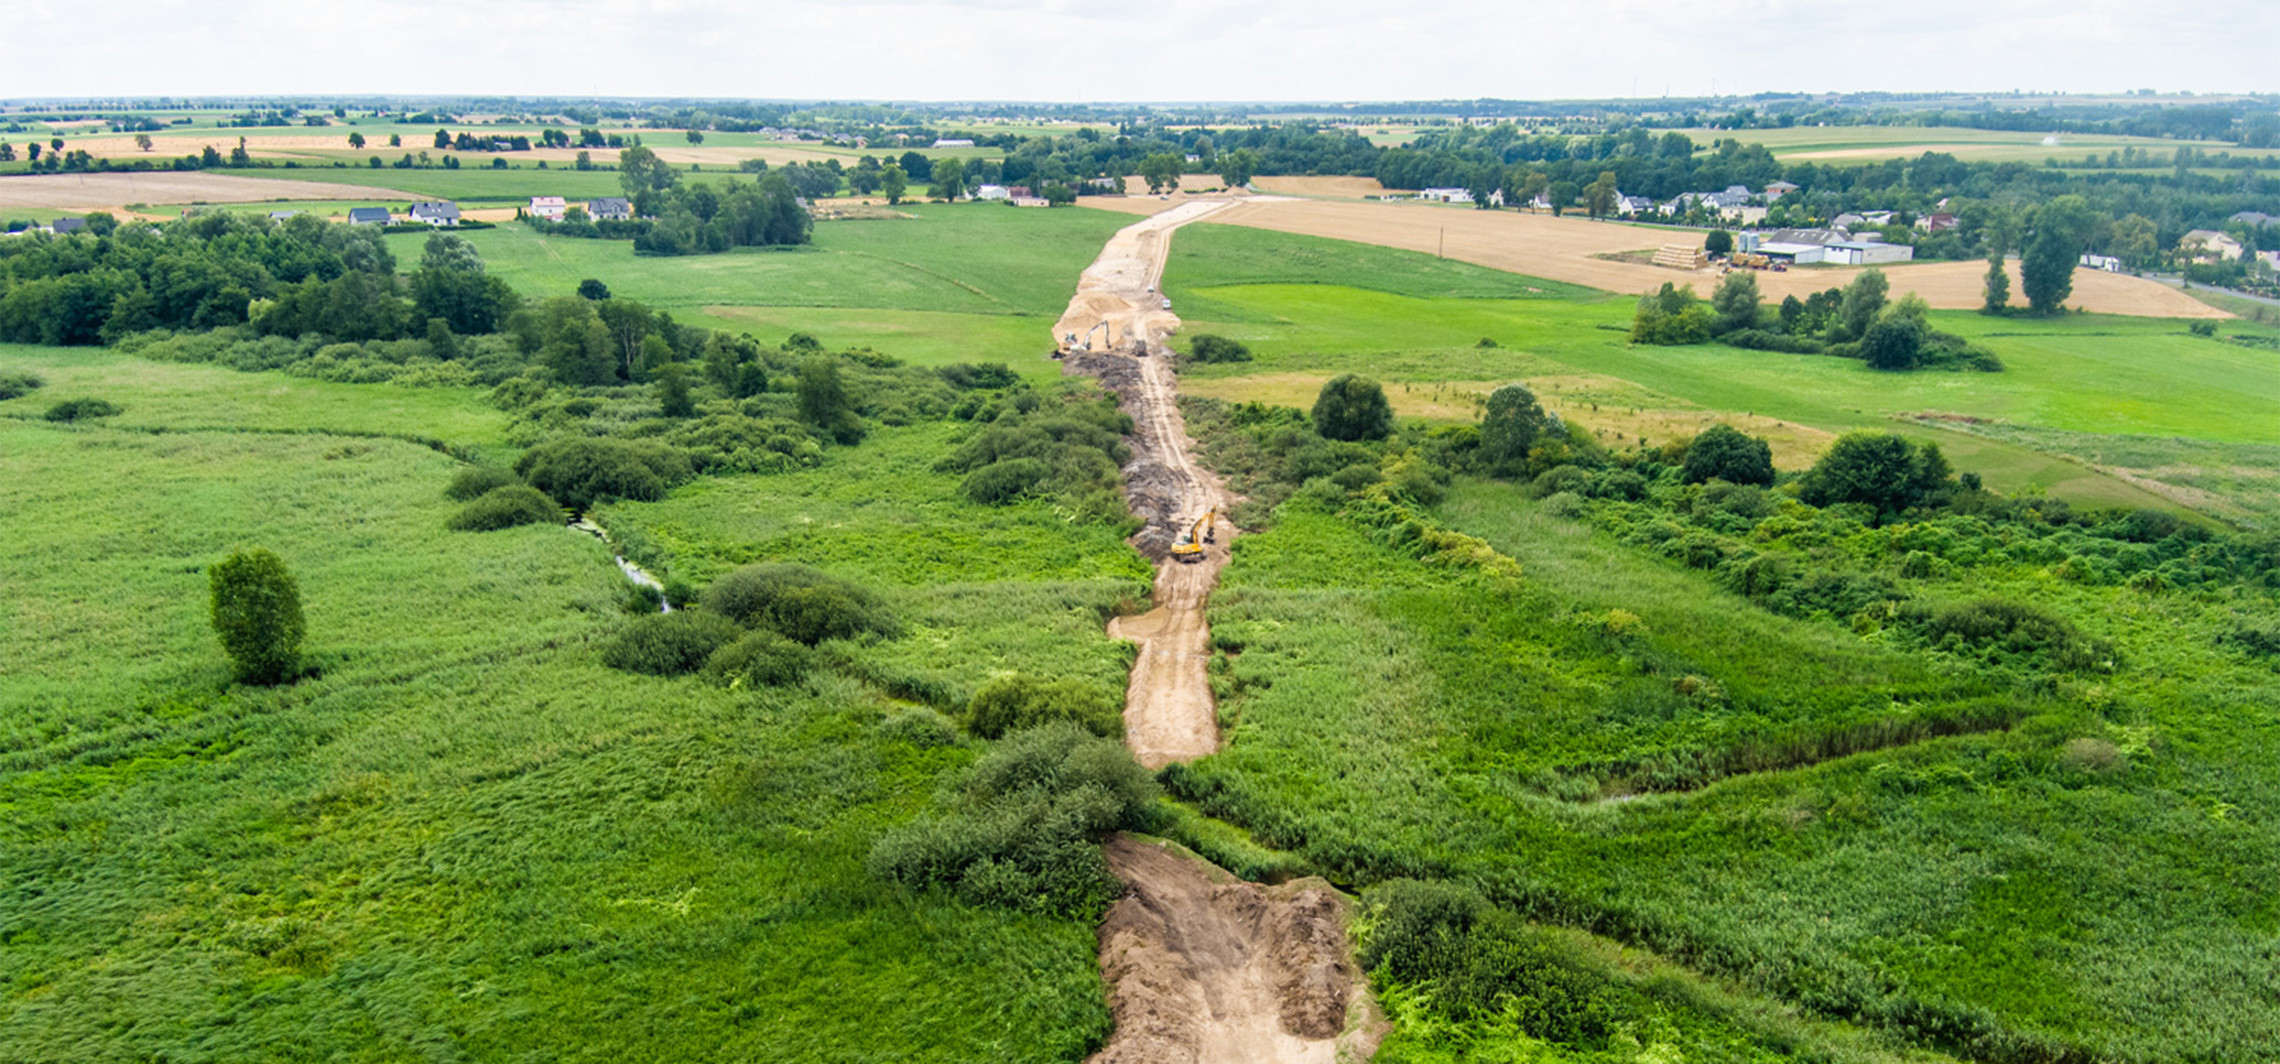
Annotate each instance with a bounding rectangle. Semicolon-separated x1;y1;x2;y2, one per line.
528;196;567;221
1616;195;1655;217
587;197;632;221
1418;187;1475;204
408;202;460;227
2179;229;2245;261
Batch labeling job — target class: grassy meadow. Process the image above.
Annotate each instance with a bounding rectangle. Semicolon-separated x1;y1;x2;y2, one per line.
0;348;1138;1062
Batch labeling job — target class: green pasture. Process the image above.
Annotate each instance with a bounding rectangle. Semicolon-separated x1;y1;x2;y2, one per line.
0;355;1119;1063
1181;483;2280;1062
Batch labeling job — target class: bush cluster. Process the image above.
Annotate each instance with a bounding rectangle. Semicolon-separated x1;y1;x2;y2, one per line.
446;485;562;531
937;389;1132;521
599;610;744;675
514;436;693;510
0;371;42;399
44;397;120;422
1360;880;1613;1041
1182;334;1253;364
699;562;899;645
867;723;1158;917
967;674;1122;739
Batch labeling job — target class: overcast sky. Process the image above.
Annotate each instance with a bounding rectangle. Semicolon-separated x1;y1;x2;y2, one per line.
6;0;2275;103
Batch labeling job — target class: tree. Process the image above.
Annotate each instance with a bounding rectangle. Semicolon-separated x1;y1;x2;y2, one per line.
425;317;459;360
930;156;966;201
1704;229;1734;257
1478;383;1553;475
655;362;695;417
1311;374;1393;442
1862;315;1924;371
1833;268;1889;341
2109;214;2159;270
879;164;907;205
1710;270;1761;334
685;129;705;145
0;143;13;162
388;133;401;147
134;133;153;152
209;548;306;685
2021;194;2097;316
1138;152;1184;194
797;356;863;443
346;132;364;150
433;129;451;150
577;278;611;301
419;232;485;274
617;145;677;198
1981;254;2010;315
1217;148;1259;187
1582;171;1619;219
1798;431;1951;518
1681;424;1775;486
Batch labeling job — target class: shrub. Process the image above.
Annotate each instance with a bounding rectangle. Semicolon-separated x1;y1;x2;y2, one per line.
1594;469;1648;501
445;485;561;531
1478;384;1554;476
44;397;121;422
967;674;1122;739
700;562;898;644
0;371;42;400
514;437;692;511
878;707;961;748
444;464;520;501
209;548;306;685
703;628;813;687
600;610;743;675
1311;374;1393;442
1722;328;1824;354
1531;465;1593;498
1908;597;2112;671
1360;879;1613;1038
1798;431;1951;519
938;362;1020;389
1185;334;1253;363
867;723;1157;917
1681;424;1775;486
962;457;1051;505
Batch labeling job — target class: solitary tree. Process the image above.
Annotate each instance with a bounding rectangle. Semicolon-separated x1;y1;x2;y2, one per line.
433;129;451;150
1477;383;1554;475
1138;153;1184;194
879;164;907;205
1981;253;2010;314
1704;229;1734;257
577;278;611;301
1217;148;1259;188
1798;431;1950;519
1311;374;1394;442
209;548;306;685
1862;315;1925;371
685;129;705;145
2021;195;2097;315
347;132;365;150
134;133;153;152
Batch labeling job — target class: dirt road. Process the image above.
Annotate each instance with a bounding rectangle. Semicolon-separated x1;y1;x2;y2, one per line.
1060;203;1381;1063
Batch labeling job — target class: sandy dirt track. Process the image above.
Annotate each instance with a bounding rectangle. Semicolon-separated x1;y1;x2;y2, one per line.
0;173;419;213
1198;198;2226;318
1089;837;1379;1064
1060;203;1383;1062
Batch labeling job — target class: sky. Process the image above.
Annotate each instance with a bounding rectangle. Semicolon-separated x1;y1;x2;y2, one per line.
5;0;2276;103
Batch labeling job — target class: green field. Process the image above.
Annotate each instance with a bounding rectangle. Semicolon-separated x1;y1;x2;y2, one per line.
0;349;1131;1062
1677;124;2280;165
1162;224;2280;517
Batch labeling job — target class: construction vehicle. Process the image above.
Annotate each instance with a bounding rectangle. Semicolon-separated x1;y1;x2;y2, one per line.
1057;320;1112;358
1170;509;1216;563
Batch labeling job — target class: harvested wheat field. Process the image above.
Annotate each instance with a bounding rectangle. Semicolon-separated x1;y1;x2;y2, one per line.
1210;198;2226;318
1251;175;1400;199
0;173;418;213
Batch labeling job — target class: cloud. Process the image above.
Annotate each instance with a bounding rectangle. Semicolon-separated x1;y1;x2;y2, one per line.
3;0;2274;100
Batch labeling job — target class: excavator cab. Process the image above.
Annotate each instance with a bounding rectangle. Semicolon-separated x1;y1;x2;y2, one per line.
1170;509;1216;563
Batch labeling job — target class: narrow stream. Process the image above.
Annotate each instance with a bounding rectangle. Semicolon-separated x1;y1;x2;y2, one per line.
570;517;670;612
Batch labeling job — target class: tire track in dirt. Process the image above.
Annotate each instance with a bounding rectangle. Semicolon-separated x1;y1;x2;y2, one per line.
1057;201;1382;1064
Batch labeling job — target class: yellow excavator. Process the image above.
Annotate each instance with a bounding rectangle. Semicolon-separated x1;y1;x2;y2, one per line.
1170;509;1217;563
1057;320;1111;358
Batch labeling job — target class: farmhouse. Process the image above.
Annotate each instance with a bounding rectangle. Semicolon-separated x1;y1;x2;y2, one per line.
408;202;460;226
1010;195;1050;208
49;217;86;235
346;207;392;226
587;197;632;221
528;196;567;221
1916;212;1959;233
1418;188;1475;204
268;210;298;220
1616;194;1655;216
1763;180;1799;201
2178;229;2245;261
2230;211;2279;227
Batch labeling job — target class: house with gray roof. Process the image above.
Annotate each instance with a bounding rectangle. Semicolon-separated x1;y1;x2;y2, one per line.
347;207;393;225
408;202;460;226
587;197;632;221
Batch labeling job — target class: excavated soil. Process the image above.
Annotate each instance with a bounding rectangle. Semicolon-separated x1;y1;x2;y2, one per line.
1060;203;1383;1063
1090;837;1380;1064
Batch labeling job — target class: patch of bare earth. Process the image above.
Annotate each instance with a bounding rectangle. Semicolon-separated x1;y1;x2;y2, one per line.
1059;202;1383;1062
